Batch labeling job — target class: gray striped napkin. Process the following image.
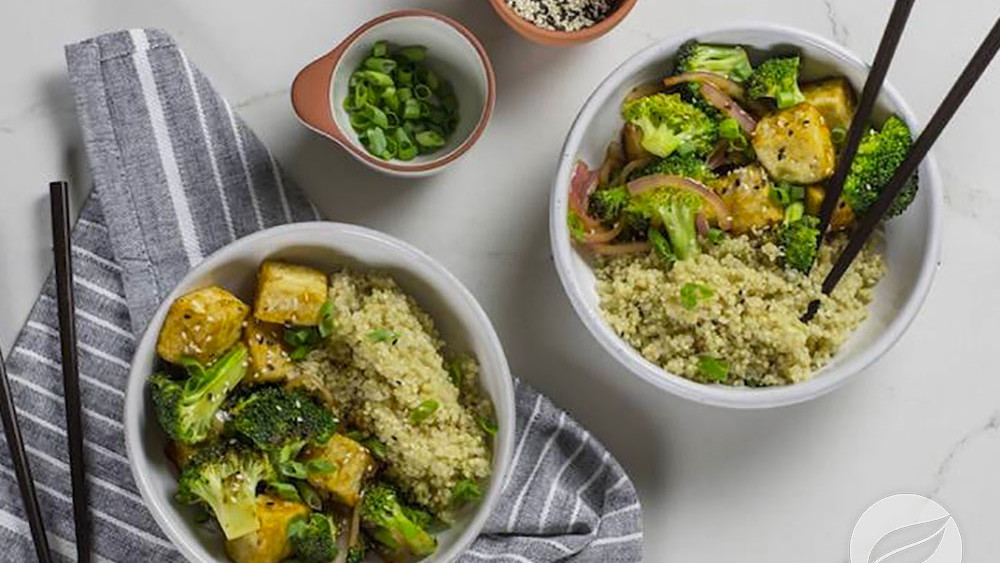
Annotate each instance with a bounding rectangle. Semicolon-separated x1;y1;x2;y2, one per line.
0;29;641;562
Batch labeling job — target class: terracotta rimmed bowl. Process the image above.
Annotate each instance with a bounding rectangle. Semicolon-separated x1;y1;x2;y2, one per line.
487;0;638;46
125;223;516;562
550;23;943;409
292;10;495;177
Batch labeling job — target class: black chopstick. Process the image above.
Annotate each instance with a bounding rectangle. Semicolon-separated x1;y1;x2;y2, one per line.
0;348;53;563
804;15;1000;322
50;181;91;563
816;0;916;238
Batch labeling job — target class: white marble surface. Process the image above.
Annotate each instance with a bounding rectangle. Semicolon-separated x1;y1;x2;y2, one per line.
2;0;999;560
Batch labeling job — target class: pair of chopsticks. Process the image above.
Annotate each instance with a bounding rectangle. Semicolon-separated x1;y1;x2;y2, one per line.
804;1;1000;322
0;182;91;562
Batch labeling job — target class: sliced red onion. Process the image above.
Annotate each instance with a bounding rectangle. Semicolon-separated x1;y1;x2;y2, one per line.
626;174;733;231
588;241;652;255
700;82;757;133
662;72;745;99
617;157;654;184
598;141;625;188
624;81;666;103
706;141;729;170
696;213;710;237
569;161;602;231
584;223;623;244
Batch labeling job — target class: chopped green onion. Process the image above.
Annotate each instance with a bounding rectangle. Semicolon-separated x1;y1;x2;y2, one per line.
698;356;730;382
398;45;426;62
305;459;337;475
364;57;397;74
362;437;387;461
270;482;302;503
367;329;398;343
397;87;413;103
831;126;847;145
478;416;498;437
372;40;389;58
414;84;433;100
452;479;481;506
415;130;445;149
365;127;389;157
289;345;312;362
410;399;440;424
707;228;725;245
345;430;368;442
680;283;714;310
568;211;586;243
447;360;464;387
318;300;335;338
296;482;323;510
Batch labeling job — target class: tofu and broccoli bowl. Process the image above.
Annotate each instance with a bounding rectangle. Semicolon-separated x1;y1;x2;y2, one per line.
125;224;514;562
552;28;940;404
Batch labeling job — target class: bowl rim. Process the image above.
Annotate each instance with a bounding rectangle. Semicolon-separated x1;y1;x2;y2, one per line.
549;21;944;409
290;9;496;174
124;221;517;561
486;0;639;44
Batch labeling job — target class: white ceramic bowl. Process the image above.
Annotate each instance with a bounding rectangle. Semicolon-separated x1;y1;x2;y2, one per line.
125;223;516;561
550;23;943;409
292;10;496;177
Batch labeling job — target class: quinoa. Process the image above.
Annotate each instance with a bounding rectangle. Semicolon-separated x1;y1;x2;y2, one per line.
293;270;492;520
595;233;885;386
506;0;615;32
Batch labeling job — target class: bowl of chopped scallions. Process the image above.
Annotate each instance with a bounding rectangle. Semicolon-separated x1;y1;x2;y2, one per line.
292;10;496;177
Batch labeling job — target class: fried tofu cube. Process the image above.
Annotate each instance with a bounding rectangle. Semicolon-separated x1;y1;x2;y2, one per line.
224;495;309;563
802;77;857;133
713;164;784;234
156;286;250;365
303;434;375;507
752;104;836;184
245;319;291;383
805;185;856;231
253;261;328;326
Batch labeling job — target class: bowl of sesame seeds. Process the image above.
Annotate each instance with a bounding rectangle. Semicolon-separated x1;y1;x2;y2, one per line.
488;0;638;46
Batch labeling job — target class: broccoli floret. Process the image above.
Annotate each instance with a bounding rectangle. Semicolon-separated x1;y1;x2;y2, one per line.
779;215;821;274
150;344;248;445
842;115;917;218
588;185;631;225
228;387;338;477
621;93;718;158
628;153;717;183
625;187;703;261
360;483;437;561
175;443;275;540
675;41;754;83
288;513;339;563
747;56;806;109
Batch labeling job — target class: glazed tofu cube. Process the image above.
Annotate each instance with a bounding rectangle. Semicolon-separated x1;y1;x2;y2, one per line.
752;104;836;184
802;77;857;133
253;261;328;326
156;286;250;365
224;495;309;563
304;434;375;507
805;185;855;231
713;164;784;234
245;319;291;383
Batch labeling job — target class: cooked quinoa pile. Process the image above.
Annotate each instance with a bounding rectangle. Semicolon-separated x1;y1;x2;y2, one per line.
595;233;885;386
294;270;492;520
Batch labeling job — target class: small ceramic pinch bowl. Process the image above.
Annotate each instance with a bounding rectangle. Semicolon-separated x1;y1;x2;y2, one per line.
550;23;943;409
126;223;516;561
487;0;638;46
292;10;496;177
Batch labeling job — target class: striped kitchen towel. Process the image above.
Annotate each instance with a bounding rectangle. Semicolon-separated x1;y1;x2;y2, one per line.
0;29;642;562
